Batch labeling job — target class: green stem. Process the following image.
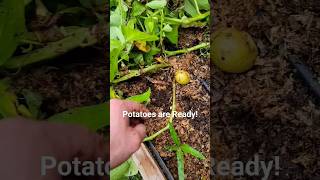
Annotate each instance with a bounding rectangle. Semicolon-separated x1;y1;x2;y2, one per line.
111;63;170;84
143;124;169;142
169;81;176;123
165;11;209;25
165;42;209;56
144;80;176;141
159;9;164;48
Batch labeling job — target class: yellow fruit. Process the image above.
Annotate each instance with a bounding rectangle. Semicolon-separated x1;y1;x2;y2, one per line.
175;70;190;85
211;28;258;73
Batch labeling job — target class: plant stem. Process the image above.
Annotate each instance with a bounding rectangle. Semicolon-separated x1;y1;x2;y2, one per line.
112;63;170;84
169;80;176;123
159;9;164;48
144;80;177;141
143;124;169;142
165;42;209;56
165;11;209;25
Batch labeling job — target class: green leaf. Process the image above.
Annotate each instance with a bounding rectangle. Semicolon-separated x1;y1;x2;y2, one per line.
126;88;151;103
165;25;179;45
131;1;145;17
0;92;18;118
21;89;42;119
184;0;209;17
144;17;155;33
48;103;109;131
110;26;125;44
132;53;144;66
0;0;26;65
0;79;18;118
180;144;205;160
110;158;138;180
169;122;181;146
146;0;167;9
122;26;158;42
163;24;173;32
110;39;123;82
176;148;185;180
198;0;210;10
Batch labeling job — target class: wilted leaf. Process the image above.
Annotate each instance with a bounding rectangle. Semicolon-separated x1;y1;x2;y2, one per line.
134;41;150;52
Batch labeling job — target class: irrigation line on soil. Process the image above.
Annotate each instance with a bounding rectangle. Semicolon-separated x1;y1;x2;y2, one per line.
144;81;176;142
288;55;320;101
144;141;175;180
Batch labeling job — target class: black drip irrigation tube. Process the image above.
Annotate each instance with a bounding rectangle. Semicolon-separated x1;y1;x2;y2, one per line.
288;55;320;101
144;141;175;180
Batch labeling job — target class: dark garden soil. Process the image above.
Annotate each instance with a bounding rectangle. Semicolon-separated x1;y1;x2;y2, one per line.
8;48;107;118
115;28;211;179
212;0;320;179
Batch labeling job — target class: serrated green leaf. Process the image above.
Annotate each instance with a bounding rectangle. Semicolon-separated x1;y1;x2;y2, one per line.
48;103;109;131
180;144;205;160
169;122;181;146
126;88;151;103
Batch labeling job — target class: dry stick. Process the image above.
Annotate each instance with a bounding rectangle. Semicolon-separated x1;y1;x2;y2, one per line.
165;42;209;56
112;63;171;84
144;81;176;142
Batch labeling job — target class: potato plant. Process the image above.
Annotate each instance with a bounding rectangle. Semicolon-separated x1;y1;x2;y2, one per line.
110;0;209;179
110;0;209;84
